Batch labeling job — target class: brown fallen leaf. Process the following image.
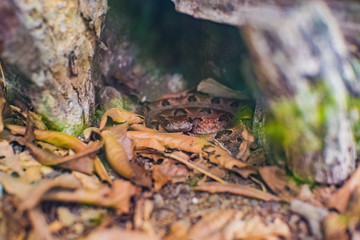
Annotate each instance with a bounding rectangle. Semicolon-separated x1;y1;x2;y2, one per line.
236;127;254;161
127;131;248;170
85;227;159;240
99;108;144;130
102;128;134;180
130;124;158;133
152;164;172;191
7;124;87;152
189;209;236;240
327;165;360;212
153;158;188;191
19;174;82;211
164;152;227;184
229;215;290;240
28;207;55;240
107;124;134;160
194;182;282;202
323;212;349;240
23;140;95;174
164;219;191;240
259;166;300;201
7;124;111;180
134;198;155;235
44;179;140;214
0;171;33;199
0;140;23;175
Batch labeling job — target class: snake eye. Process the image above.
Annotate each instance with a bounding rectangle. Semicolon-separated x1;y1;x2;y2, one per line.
174;108;188;116
211;97;220;104
200;108;212;114
187;95;197;102
161;99;170;106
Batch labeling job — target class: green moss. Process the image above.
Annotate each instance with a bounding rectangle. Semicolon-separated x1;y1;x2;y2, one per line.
347;96;360;152
265;82;336;156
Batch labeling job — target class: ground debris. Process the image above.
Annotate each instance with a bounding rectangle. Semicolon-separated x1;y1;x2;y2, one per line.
1;107;359;239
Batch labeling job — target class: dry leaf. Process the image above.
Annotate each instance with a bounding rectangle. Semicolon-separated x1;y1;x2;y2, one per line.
323;212;349;240
0;140;23;175
152;164;172;191
85;227;159;240
28;207;55;240
153;158;188;191
93;157;112;183
229;215;290;240
99;108;144;130
19;174;82;211
259;166;300;201
102;129;134;180
164;219;191;240
236;127;254;161
197;78;250;100
194;182;282;202
127;131;248;170
134;198;155;235
44;179;139;214
327;165;360;212
0;171;33;199
189;209;236;240
6;125;87;152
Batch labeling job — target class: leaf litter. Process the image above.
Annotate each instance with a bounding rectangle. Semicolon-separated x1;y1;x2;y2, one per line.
0;94;360;239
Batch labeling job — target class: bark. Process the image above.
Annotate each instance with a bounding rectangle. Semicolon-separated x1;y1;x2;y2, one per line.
172;0;359;184
243;2;356;184
0;0;107;135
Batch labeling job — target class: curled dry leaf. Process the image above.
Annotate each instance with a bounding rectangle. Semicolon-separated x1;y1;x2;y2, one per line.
6;124;111;180
44;179;139;214
259;166;300;201
102;128;134;180
7;125;87;152
194;182;282;202
99;108;144;130
85;227;159;240
236;127;254;161
127;131;248;170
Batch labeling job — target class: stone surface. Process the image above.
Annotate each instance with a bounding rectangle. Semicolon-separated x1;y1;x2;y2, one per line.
0;0;107;135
